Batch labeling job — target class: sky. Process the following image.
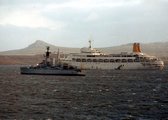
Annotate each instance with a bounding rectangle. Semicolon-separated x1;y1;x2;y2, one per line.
0;0;168;51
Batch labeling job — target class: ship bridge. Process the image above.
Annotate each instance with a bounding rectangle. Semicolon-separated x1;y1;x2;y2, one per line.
80;47;104;55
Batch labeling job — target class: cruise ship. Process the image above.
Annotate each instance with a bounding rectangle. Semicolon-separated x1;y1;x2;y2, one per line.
63;41;164;70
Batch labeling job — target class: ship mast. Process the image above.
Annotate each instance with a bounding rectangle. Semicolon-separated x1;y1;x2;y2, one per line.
89;40;92;49
88;35;93;49
57;48;60;64
45;46;50;66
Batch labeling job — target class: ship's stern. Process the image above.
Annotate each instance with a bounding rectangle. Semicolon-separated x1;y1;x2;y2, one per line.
154;60;164;70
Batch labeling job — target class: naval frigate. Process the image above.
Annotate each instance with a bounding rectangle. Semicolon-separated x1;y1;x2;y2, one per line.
20;46;85;76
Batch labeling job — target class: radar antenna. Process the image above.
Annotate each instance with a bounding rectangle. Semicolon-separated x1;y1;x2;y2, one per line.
45;46;51;66
89;40;91;48
88;35;93;49
57;48;60;63
46;46;50;58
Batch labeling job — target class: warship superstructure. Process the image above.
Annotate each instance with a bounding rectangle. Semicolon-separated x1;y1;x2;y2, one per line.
20;46;85;76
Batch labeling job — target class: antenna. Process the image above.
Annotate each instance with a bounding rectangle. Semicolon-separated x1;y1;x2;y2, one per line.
57;48;60;63
89;40;91;48
46;46;50;52
46;46;50;58
45;46;50;66
88;35;93;48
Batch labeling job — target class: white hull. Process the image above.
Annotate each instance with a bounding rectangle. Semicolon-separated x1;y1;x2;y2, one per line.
64;61;163;70
62;42;164;70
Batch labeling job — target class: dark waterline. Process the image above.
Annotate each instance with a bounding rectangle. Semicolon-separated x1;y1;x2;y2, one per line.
0;65;168;119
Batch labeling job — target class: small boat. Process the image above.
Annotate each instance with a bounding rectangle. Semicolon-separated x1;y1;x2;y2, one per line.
20;46;85;76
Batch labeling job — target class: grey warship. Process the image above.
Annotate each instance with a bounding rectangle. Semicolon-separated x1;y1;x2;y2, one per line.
20;46;85;76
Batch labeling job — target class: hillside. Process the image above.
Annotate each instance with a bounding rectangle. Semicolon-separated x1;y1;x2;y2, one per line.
0;40;80;55
0;40;168;65
100;42;168;57
0;55;43;65
0;40;168;57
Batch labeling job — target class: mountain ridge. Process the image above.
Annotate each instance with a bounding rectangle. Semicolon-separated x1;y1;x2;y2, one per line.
0;40;80;55
0;40;168;57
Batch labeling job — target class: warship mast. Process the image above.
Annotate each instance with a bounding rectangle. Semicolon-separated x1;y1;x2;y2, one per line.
45;46;50;66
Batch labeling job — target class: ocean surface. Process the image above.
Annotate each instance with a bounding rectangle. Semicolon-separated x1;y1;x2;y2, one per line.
0;65;168;120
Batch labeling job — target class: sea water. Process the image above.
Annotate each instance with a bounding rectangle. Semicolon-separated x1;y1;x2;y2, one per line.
0;65;168;119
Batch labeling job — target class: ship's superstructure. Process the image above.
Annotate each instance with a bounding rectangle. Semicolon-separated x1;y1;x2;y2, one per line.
20;46;85;76
63;41;164;70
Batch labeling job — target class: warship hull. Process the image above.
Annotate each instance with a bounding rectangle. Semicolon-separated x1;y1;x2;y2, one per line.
20;67;85;76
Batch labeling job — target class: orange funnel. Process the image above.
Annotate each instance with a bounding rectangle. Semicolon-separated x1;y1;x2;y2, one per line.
137;43;141;53
133;43;141;53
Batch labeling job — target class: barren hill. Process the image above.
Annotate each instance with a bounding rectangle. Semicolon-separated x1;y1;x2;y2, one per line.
0;40;168;57
0;40;80;55
100;42;168;57
0;40;168;65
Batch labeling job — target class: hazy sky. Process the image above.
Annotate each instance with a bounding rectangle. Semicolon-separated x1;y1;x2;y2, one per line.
0;0;168;51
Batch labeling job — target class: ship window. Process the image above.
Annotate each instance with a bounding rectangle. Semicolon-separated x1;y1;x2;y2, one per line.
145;60;150;62
113;55;121;57
152;58;157;61
72;58;76;61
133;55;139;57
140;59;145;62
110;59;115;62
93;59;97;62
87;55;95;57
128;59;133;62
87;59;92;62
127;55;133;57
115;59;121;62
98;59;103;62
139;58;145;62
134;59;140;62
104;59;109;62
122;59;127;62
76;59;81;62
82;59;86;62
